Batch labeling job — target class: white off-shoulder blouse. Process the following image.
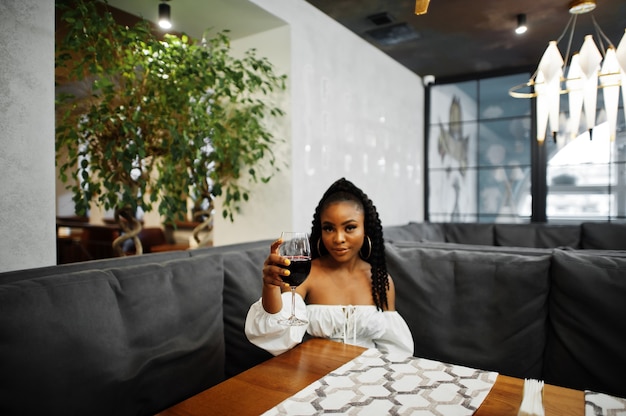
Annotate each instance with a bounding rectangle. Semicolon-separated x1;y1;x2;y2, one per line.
245;292;414;357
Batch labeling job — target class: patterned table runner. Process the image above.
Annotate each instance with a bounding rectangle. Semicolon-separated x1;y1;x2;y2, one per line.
585;390;626;415
263;348;498;415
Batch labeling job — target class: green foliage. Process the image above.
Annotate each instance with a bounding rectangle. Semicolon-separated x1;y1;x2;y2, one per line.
55;0;286;224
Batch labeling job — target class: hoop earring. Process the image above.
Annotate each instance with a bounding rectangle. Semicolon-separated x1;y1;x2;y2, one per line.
360;236;372;260
317;238;324;256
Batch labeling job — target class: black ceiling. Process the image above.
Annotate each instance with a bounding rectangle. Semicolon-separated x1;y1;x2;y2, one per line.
306;0;626;82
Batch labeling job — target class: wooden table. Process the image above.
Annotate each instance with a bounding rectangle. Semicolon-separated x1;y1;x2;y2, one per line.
156;338;584;416
474;375;583;416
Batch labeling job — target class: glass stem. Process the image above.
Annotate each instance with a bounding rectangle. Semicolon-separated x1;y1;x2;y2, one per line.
290;286;297;318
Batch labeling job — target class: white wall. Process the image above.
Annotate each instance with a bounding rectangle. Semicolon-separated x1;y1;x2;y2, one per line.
0;0;56;272
219;0;425;244
212;25;293;246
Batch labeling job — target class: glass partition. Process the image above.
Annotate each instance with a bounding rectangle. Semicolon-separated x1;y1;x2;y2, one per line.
427;71;626;223
428;73;532;222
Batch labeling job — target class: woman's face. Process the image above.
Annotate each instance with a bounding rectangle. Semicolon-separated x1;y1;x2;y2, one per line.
320;200;365;263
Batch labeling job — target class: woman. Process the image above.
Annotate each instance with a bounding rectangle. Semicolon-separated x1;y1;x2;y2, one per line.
245;178;414;357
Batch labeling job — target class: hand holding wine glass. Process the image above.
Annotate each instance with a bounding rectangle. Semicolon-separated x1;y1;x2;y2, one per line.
278;232;311;326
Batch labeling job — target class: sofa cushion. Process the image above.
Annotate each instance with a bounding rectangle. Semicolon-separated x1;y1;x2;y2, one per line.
391;241;552;257
220;243;274;377
0;254;224;416
544;249;626;398
0;250;191;285
581;222;626;250
495;224;581;248
444;223;495;245
386;243;551;379
384;222;445;243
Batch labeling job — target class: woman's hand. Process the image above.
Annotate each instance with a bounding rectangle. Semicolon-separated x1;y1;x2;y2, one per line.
261;238;290;313
262;238;291;288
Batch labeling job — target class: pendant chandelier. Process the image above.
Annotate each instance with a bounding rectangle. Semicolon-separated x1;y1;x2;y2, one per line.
509;0;626;144
414;0;430;15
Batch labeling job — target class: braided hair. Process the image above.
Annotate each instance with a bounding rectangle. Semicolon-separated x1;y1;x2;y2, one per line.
309;178;389;310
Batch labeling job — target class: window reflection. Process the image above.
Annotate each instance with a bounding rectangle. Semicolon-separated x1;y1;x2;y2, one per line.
547;122;625;221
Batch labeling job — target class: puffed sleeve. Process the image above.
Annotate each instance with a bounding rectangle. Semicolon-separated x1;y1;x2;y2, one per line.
373;311;414;358
244;291;308;356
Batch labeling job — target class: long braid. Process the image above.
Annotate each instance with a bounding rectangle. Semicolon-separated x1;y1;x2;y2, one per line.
309;178;389;310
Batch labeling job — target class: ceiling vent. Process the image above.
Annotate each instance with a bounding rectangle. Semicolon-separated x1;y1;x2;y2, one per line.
367;12;394;26
365;22;419;46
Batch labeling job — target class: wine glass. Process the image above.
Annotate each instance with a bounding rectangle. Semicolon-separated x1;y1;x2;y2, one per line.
278;232;312;326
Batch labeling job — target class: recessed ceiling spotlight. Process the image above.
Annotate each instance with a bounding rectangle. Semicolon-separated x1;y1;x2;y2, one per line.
515;14;527;35
158;1;172;30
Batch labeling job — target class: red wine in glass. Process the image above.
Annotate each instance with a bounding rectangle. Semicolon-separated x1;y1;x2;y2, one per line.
281;256;312;286
278;232;311;326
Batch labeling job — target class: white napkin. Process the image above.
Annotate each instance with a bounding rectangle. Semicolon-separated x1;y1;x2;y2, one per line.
518;378;545;416
585;390;626;415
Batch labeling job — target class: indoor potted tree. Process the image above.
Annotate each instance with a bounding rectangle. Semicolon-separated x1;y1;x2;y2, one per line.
55;0;286;255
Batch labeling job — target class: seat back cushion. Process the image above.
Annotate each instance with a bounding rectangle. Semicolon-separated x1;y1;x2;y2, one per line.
444;223;495;245
495;224;581;248
581;222;626;250
384;222;445;243
0;254;224;416
544;249;626;398
391;241;552;257
221;244;273;377
0;250;190;285
386;243;551;379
